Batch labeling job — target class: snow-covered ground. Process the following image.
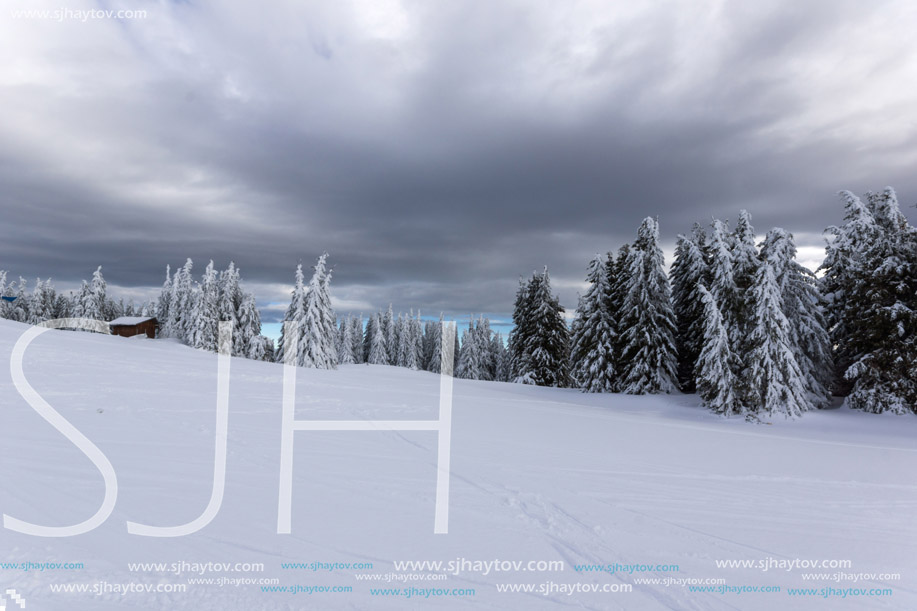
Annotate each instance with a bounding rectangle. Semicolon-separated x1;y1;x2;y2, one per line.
0;317;914;610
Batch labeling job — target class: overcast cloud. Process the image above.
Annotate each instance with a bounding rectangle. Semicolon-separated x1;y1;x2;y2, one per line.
2;0;916;323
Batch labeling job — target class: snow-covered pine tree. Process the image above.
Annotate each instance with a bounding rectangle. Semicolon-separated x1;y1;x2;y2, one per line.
452;320;461;373
362;313;377;363
9;278;28;322
743;260;812;418
670;232;708;393
705;220;738;336
247;334;267;361
368;313;389;365
618;218;679;394
695;284;742;416
392;313;404;366
456;316;492;380
397;312;420;370
493;332;511;382
607;244;631;384
298;253;338;369
841;188;917;413
190;260;219;351
237;292;262;359
76;266;108;321
276;263;306;363
53;291;71;319
570;254;616;393
759;228;833;408
393;313;406;367
477;316;496;381
169;259;195;343
820;191;877;395
489;331;509;382
252;336;275;362
422;320;436;371
157;265;172;336
427;314;444;373
517;267;572;387
70;269;101;322
382;304;395;365
219;262;246;356
26;278;44;325
0;271;7;319
349;315;364;364
508;277;535;382
731;210;760;337
338;315;356;365
26;278;55;325
39;278;57;323
412;312;425;371
456;320;477;379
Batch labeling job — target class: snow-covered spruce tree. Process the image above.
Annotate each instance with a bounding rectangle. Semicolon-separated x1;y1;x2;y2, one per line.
219;262;250;357
53;291;71;319
705;220;738;337
237;292;262;359
570;254;616;393
190;260;219;351
349;315;364;364
481;317;498;381
493;332;512;382
254;336;275;362
618;218;678;394
27;278;57;325
695;284;742;416
840;188;917;413
508;277;535;382
743;260;812;418
393;314;407;367
759;228;833;409
458;316;495;381
731;210;760;336
362;313;377;363
820;191;878;395
39;279;58;322
422;319;436;371
169;259;195;344
427;314;444;373
25;278;42;325
670;233;707;391
94;268;110;317
337;316;356;365
381;304;395;365
518;268;572;387
157;265;172;336
412;313;425;371
0;271;8;319
456;320;479;379
276;263;306;363
367;313;389;365
605;245;630;382
452;322;461;373
73;266;108;321
298;253;337;369
7;277;28;322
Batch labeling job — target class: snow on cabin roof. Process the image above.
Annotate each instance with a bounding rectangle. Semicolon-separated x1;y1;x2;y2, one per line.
108;316;155;326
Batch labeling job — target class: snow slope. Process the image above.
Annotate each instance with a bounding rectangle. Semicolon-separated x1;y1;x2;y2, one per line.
0;317;915;610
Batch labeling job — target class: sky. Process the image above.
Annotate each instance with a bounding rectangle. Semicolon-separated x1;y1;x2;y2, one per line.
2;0;916;328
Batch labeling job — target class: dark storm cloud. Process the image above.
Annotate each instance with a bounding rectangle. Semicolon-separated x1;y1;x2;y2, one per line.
1;0;915;320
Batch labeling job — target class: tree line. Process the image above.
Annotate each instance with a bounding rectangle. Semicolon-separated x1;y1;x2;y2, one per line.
509;187;916;418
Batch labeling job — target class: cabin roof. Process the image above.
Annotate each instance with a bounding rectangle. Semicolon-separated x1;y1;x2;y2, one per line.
108;316;155;326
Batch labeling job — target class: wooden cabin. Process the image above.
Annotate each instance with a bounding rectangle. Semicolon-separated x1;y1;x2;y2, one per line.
108;316;158;339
